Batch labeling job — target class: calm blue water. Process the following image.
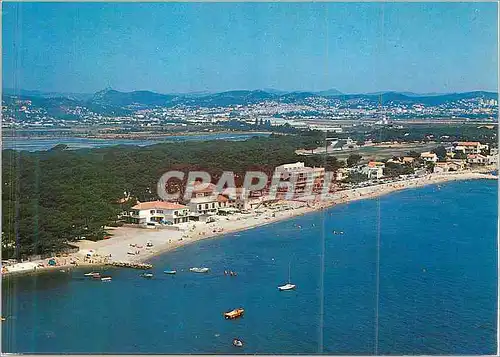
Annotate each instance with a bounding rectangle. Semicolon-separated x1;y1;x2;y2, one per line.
2;180;497;354
1;132;270;151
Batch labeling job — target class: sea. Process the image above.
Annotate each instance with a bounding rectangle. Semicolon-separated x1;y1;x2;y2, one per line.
2;179;498;354
1;132;270;152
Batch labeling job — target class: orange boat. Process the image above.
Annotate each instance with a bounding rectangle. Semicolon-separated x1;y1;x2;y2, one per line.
224;308;244;320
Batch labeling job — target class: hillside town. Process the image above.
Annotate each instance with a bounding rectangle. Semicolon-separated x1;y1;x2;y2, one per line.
2;90;498;132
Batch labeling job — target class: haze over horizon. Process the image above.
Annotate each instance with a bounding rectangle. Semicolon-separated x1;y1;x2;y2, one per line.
3;87;497;98
2;2;498;94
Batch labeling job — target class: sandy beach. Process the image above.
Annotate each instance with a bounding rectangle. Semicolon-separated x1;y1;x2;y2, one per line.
3;170;497;276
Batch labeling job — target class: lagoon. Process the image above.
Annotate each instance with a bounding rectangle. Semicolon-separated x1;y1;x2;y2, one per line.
1;132;270;152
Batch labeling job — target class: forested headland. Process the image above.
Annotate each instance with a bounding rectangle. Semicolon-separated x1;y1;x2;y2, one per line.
2;132;336;259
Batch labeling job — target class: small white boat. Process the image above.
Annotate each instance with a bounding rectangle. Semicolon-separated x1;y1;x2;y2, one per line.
101;277;112;282
278;262;296;291
84;272;98;277
141;273;154;278
233;338;244;347
163;270;177;275
278;283;296;291
190;267;209;273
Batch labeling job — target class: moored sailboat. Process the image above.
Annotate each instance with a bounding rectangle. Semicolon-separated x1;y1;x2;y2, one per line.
278;261;296;291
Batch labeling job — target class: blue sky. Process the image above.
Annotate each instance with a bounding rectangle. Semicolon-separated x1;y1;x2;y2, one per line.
2;2;498;94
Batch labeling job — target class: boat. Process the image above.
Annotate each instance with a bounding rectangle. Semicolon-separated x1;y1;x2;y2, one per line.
190;267;209;273
91;272;101;279
278;283;296;291
84;272;99;277
1;317;5;322
101;276;112;282
163;270;177;274
278;262;296;291
141;273;154;278
224;308;244;319
232;338;244;347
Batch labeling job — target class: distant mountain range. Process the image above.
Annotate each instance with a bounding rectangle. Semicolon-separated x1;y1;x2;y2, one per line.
3;88;498;113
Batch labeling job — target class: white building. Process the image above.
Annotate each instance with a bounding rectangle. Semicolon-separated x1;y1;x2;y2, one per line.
453;142;488;155
274;162;325;194
420;152;438;163
467;154;488;165
361;161;385;179
188;195;229;215
433;162;450;173
335;168;348;181
128;201;190;225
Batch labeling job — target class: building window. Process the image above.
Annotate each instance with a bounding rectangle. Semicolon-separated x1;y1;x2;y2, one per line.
150;210;155;215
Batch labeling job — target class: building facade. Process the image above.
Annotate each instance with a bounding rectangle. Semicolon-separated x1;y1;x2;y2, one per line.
420;152;438;163
273;162;325;196
128;201;190;225
453;142;488;155
361;161;385;179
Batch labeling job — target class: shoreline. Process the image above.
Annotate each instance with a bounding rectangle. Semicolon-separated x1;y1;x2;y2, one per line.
132;170;497;263
3;170;497;277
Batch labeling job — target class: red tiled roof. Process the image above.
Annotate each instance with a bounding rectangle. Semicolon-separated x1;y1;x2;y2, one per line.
368;161;385;168
216;194;229;203
467;154;486;159
192;181;217;193
132;201;187;210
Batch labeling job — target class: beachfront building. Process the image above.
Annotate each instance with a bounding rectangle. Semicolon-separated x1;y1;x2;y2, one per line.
335;168;348;181
402;157;416;165
446;158;467;170
228;188;253;210
185;182;254;215
433;162;451;173
273;162;325;196
467;154;488;165
487;151;499;165
447;161;465;171
361;161;385;179
127;201;190;225
420;152;438;163
453;141;489;155
187;194;229;216
191;182;218;199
